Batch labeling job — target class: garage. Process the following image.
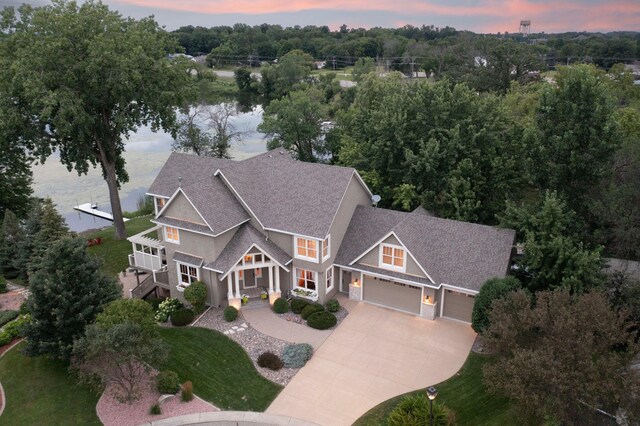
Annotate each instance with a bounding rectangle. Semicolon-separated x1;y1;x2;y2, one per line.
363;275;421;315
442;289;475;323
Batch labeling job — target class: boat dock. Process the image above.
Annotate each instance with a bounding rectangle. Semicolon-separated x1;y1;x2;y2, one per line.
73;203;130;222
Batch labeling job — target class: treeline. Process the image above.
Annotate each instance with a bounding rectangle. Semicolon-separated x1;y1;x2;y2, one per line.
173;23;640;71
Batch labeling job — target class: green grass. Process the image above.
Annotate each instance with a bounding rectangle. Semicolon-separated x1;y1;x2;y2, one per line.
158;327;282;411
355;353;516;426
84;215;155;277
0;342;101;426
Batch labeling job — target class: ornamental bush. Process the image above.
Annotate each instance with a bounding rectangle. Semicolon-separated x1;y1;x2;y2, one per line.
325;298;340;313
301;303;324;320
0;310;19;327
156;370;180;394
184;281;207;314
257;351;284;370
224;306;238;322
149;403;161;415
170;308;195;326
281;343;313;368
0;314;30;346
96;299;156;333
306;311;337;330
155;298;183;323
388;395;452;426
471;276;522;333
291;298;309;314
272;297;289;314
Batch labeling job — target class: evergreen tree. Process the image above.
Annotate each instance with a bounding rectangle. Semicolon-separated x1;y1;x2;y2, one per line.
24;237;120;362
0;210;25;279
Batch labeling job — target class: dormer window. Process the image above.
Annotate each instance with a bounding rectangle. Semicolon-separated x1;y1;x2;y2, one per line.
379;243;405;272
295;236;318;262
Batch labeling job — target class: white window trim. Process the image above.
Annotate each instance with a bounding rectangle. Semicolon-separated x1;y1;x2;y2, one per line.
294;267;318;291
379;243;406;273
176;261;199;291
322;235;331;261
326;266;334;292
294;236;320;263
164;226;180;244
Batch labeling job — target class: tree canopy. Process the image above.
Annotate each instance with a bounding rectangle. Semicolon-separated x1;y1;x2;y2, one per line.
0;0;194;239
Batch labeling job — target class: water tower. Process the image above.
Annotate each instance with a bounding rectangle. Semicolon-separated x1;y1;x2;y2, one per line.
519;20;531;36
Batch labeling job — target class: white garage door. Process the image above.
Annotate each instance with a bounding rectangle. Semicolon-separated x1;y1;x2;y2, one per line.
363;276;421;315
442;289;475;323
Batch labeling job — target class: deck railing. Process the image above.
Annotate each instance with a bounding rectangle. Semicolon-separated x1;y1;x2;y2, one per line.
131;274;156;299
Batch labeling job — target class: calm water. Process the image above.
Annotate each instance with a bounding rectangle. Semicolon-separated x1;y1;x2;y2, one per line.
32;104;267;232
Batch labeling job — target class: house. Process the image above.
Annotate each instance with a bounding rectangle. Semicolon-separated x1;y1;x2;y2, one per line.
127;150;515;323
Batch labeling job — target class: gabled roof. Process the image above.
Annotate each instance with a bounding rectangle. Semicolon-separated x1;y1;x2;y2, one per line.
336;206;516;291
204;223;291;277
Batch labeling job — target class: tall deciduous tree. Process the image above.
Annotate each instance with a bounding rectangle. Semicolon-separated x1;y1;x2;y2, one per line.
24;237;120;362
484;289;640;423
0;1;193;240
259;87;328;162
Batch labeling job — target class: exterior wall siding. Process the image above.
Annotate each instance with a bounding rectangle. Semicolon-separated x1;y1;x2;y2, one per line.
356;234;427;278
161;192;206;225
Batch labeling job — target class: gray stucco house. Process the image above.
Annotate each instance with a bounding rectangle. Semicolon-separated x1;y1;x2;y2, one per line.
127;150;515;323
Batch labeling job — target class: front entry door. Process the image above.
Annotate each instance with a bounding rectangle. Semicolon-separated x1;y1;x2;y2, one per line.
243;269;256;289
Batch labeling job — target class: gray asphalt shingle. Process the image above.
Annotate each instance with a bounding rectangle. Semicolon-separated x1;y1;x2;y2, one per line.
172;251;204;267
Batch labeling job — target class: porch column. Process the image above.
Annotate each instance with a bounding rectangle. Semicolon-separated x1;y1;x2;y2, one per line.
227;275;234;300
268;265;274;293
275;267;281;292
234;270;241;298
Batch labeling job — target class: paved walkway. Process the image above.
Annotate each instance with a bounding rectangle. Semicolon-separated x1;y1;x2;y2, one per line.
138;411;319;425
241;306;333;350
267;302;477;426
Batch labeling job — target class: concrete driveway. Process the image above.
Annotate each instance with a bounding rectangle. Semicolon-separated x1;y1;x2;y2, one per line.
266;302;476;426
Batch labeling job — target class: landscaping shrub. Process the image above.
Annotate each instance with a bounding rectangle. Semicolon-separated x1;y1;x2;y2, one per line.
181;381;194;402
224;306;238;322
146;297;165;312
0;314;30;346
149;403;162;415
272;297;289;314
184;281;207;314
281;343;313;368
96;298;156;333
388;395;452;426
155;298;183;323
156;370;180;394
19;300;29;315
257;351;284;371
0;276;6;293
291;298;309;314
170;308;195;327
471;276;521;333
0;310;19;327
306;311;337;330
301;303;324;320
325;298;340;313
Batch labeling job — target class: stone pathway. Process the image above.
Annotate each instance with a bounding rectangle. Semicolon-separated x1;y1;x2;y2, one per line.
6;282;30;298
222;322;249;335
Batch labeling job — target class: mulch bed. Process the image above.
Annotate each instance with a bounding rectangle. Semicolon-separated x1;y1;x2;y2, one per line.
0;291;26;312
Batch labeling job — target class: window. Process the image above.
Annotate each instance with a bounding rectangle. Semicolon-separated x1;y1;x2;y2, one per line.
157;197;166;209
380;243;406;272
322;235;330;261
295;237;318;262
295;268;317;291
255;268;262;278
326;266;334;291
165;226;179;244
178;263;198;289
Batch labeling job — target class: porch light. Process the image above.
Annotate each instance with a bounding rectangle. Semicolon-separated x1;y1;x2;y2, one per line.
423;295;430;304
352;278;360;287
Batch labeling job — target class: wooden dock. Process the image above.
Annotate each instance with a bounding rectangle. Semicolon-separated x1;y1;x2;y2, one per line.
73;203;130;222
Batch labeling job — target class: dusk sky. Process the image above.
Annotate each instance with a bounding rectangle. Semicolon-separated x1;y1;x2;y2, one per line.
2;0;639;33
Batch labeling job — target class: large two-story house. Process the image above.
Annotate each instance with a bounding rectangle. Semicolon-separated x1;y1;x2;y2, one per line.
127;150;515;323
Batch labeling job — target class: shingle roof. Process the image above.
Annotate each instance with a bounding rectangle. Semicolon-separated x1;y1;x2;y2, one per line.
152;217;214;236
219;150;361;239
147;152;231;198
204;223;291;276
172;251;203;267
179;176;250;236
336;206;515;292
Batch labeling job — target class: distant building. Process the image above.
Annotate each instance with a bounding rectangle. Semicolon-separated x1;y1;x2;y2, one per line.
314;61;327;69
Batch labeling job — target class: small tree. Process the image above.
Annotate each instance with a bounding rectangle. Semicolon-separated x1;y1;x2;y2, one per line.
23;237;120;362
483;289;640;423
27;198;69;274
184;280;207;314
73;322;169;402
95;299;157;334
234;67;255;91
471;276;521;333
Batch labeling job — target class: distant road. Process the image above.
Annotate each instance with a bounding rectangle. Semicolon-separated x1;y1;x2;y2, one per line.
212;69;355;87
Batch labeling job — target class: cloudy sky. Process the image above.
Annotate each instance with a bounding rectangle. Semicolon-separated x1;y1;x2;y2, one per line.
1;0;638;33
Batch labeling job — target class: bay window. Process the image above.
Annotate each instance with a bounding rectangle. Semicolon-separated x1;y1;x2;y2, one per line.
322;235;330;261
326;266;334;291
295;268;317;291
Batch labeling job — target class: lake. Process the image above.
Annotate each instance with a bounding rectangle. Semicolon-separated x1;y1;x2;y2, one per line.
31;104;267;232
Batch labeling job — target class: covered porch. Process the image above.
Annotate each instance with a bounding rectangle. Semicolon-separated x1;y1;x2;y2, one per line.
125;225;170;299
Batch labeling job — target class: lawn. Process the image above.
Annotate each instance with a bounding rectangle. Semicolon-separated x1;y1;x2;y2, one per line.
158;327;282;411
354;352;516;426
0;342;101;426
84;215;155;277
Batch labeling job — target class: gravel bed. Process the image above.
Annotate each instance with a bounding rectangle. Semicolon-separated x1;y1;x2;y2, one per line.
471;334;494;354
278;306;349;330
194;307;299;386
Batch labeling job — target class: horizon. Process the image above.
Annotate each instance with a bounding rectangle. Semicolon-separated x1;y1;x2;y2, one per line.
2;0;639;34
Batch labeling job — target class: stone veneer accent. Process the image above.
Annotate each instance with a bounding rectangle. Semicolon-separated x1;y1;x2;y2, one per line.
420;301;438;320
349;283;362;302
